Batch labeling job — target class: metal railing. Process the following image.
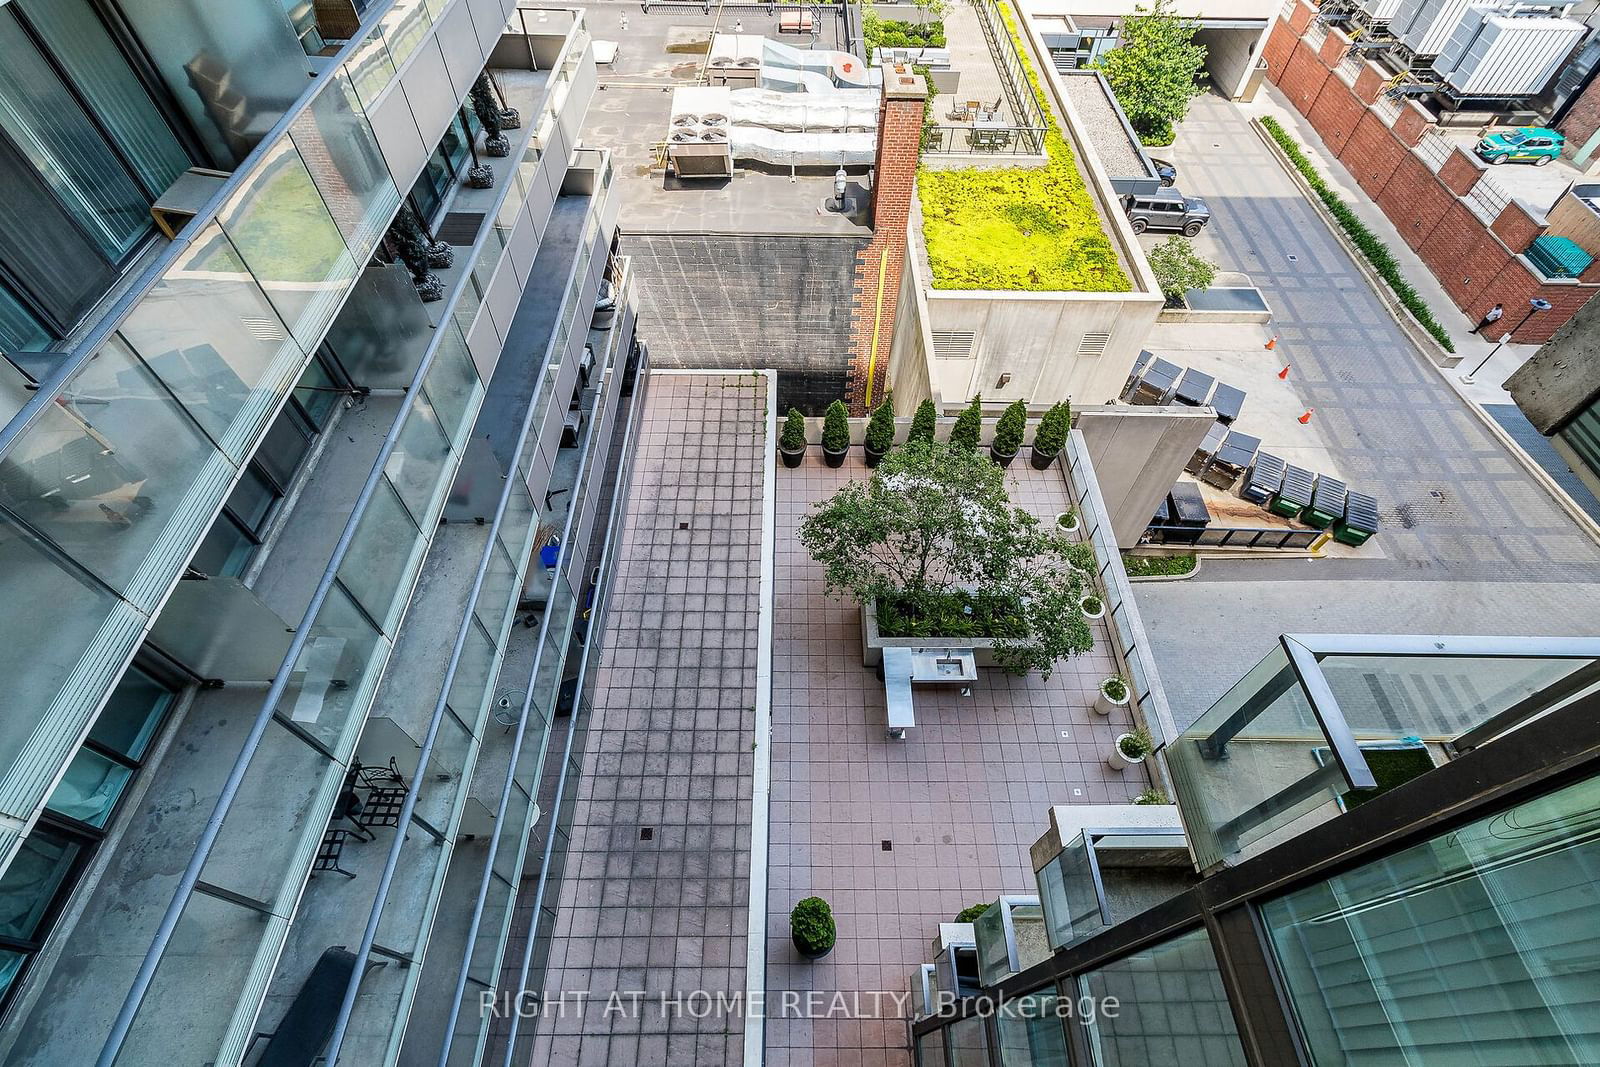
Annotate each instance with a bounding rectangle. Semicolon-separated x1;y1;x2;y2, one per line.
1415;130;1453;171
1147;525;1326;550
969;0;1047;133
922;122;1045;155
1465;173;1513;224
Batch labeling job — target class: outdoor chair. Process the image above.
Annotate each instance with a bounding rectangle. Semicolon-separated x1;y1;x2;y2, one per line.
245;946;384;1067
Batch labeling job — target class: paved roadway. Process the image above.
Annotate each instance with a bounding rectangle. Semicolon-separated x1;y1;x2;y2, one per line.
1134;93;1600;727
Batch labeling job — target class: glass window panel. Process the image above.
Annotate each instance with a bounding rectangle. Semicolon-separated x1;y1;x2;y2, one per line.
1078;927;1246;1067
45;748;131;827
254;408;313;491
373;816;445;959
227;465;281;532
386;392;455;528
117;223;306;457
89;666;175;759
1559;399;1600;476
0;336;217;597
467;876;511;983
0;11;150;258
0;281;53;356
191;511;256;578
476;545;518;641
343;35;399;112
16;0;190;196
948;1015;991;1067
425;323;484;450
498;483;538;576
447;620;498;723
415;709;473;832
0;950;25;1002
493;783;533;885
293;355;342;429
324;260;433;389
377;0;435;71
278;583;389;750
1262;775;1600;1067
289;68;401;262
0;827;83;940
337;477;423;635
218;140;360;349
915;1028;945;1067
0;522;120;773
998;992;1071;1067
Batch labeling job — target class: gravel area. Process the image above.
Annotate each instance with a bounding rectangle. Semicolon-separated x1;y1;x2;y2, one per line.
1058;70;1148;179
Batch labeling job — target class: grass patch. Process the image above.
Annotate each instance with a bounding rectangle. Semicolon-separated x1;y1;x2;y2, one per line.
1121;552;1196;578
1342;747;1434;809
1259;117;1454;353
917;0;1130;293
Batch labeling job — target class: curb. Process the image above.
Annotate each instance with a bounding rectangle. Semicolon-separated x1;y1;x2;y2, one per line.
1249;118;1460;369
1124;555;1203;582
1248;118;1600;547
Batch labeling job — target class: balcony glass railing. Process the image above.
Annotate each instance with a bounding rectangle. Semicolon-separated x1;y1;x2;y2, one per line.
1165;636;1600;870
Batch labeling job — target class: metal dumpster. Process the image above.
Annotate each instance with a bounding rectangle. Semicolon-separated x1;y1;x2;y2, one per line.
1201;431;1261;490
1301;474;1348;529
1172;367;1216;408
1185;420;1227;475
1270;465;1313;518
1164;481;1211;544
1127;357;1181;405
1211;382;1246;425
1334;490;1379;546
1240;451;1285;505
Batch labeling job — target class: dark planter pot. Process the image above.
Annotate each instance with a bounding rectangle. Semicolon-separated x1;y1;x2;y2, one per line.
822;444;848;468
863;441;890;468
793;931;834;960
991;445;1018;468
779;445;806;469
485;134;511;157
467;164;494;189
1030;445;1061;470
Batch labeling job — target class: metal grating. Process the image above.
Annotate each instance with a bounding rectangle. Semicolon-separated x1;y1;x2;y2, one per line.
932;330;976;359
437;211;487;246
1077;332;1111;357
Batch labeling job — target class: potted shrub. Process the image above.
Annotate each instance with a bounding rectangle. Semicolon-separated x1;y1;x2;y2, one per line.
1030;400;1071;470
387;212;443;302
791;896;837;960
821;399;850;468
1134;788;1169;805
779;408;807;468
471;75;511;157
487;69;521;129
1079;592;1104;620
949;393;982;452
990;399;1026;467
953;902;991;924
908;398;937;445
863;393;896;467
1056;509;1080;534
1095;675;1130;716
1107;727;1153;771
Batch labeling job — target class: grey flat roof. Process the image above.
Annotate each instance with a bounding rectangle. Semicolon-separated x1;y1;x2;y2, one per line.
1057;70;1150;180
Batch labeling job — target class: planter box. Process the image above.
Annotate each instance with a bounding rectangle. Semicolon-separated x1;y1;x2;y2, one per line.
860;601;1022;668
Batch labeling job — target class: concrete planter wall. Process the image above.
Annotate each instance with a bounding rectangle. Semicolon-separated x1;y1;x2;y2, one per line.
859;601;1018;668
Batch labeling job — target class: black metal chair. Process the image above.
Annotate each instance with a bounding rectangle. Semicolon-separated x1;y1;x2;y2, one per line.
244;946;385;1067
312;828;357;880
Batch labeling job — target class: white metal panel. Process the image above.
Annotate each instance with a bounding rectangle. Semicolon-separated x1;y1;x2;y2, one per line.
483;254;522;339
1362;0;1404;21
1445;15;1585;96
366;82;430;192
435;0;485;99
400;38;459;146
1434;3;1494;73
558;44;597;144
467;0;508;56
1389;0;1437;43
506;205;538;285
466;302;504;383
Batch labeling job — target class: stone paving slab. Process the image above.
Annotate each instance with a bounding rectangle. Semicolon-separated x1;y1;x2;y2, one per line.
530;373;768;1066
765;454;1148;1067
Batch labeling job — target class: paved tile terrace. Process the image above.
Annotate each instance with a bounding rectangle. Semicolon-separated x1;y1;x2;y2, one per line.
765;453;1149;1067
529;372;768;1065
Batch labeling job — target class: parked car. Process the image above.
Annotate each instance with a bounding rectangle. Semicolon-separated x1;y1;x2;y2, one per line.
1475;127;1564;166
1123;189;1211;236
1149;157;1177;186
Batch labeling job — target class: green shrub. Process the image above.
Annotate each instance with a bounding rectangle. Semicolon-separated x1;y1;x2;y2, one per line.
1057;508;1078;529
1032;400;1071;456
1259;117;1454;353
1081;594;1103;615
1101;676;1128;702
780;408;807;452
1121;552;1196;577
1118;728;1154;760
790;897;837;954
954;902;992;924
1134;788;1169;805
865;393;896;453
949;394;983;452
992;399;1027;455
821;400;850;453
908;398;938;445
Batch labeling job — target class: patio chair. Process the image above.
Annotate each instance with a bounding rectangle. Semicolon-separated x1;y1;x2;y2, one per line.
948;101;971;121
246;946;385;1067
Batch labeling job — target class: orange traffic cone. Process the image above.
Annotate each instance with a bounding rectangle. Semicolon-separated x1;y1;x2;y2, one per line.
1298;408;1315;424
1265;335;1278;350
1278;364;1291;380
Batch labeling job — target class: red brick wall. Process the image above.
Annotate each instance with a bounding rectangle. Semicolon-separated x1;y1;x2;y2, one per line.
1437;148;1483;197
1287;0;1314;33
1418;201;1513;307
1352;63;1384;105
1557;73;1600;155
1344;111;1408;199
1391;103;1429;147
1264;19;1297;80
847;80;925;413
1478;268;1596;342
1318;29;1349;67
1375;152;1455;251
1281;39;1331;115
1307;77;1364;155
1490;201;1546;254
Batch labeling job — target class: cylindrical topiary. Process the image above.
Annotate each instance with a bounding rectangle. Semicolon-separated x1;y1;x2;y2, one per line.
863;393;895;467
791;896;837;959
779;408;807;468
907;398;937;445
471;75;510;156
990;399;1026;466
821;400;850;468
948;393;983;452
1030;400;1071;469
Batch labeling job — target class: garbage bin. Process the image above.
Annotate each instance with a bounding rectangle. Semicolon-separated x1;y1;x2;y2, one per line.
1334;491;1379;546
1270;465;1313;518
1202;431;1261;490
1186;421;1227;476
1301;474;1348;529
1165;481;1211;544
1240;452;1285;506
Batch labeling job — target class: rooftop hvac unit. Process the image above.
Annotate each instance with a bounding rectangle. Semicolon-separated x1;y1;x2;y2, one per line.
1393;0;1481;56
1359;0;1406;23
1437;10;1585;96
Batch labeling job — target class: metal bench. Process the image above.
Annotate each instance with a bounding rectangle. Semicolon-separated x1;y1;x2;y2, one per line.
881;647;978;739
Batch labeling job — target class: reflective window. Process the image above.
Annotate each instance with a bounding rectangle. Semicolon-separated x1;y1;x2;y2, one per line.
1262;775;1600;1066
0;280;53;356
45;749;131;828
949;1015;992;1067
288;68;400;262
1078;927;1246;1067
0;828;83;941
997;991;1071;1067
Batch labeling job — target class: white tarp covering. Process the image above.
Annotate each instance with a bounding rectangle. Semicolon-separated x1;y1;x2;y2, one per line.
731;87;880;131
709;33;878;87
727;126;877;165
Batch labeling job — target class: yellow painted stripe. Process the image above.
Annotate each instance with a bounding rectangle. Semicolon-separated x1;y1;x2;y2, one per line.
864;245;890;408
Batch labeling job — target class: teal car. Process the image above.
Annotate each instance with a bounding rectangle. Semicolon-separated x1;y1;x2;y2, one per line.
1475;127;1564;166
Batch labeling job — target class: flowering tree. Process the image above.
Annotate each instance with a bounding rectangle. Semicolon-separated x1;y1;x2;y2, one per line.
798;440;1095;676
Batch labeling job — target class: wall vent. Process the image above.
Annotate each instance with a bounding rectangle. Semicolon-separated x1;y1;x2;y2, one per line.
1077;332;1111;357
932;330;976;359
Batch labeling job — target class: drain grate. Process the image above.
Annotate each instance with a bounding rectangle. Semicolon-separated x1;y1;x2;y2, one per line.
881;839;893;851
1390;489;1468;529
640;827;654;841
437;211;486;246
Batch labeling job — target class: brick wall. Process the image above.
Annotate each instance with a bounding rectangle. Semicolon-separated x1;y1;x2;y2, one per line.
846;73;927;413
1262;9;1598;342
1557;73;1600;156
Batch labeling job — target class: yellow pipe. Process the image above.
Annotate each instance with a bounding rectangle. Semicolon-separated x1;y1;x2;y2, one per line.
864;244;890;408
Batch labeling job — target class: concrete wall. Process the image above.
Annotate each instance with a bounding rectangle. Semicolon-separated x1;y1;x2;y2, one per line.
1195;24;1269;101
1505;295;1600;433
1075;406;1217;547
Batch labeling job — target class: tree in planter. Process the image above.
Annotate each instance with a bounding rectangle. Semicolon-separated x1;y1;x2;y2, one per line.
470;75;510;157
486;69;520;129
821;399;850;457
991;399;1027;460
864;392;896;464
1031;400;1071;468
1118;728;1154;760
395;202;454;269
949;394;983;452
780;408;808;466
798;440;1095;677
1093;0;1206;146
791;896;837;958
1147;235;1217;309
954;902;991;924
386;209;444;302
908;398;938;445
